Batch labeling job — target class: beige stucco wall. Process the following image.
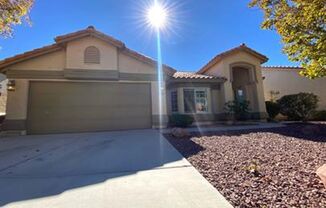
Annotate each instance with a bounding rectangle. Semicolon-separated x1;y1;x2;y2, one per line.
262;69;326;110
7;50;66;71
3;35;167;128
118;53;156;74
205;51;267;113
151;81;167;114
5;79;29;120
206;52;261;78
66;37;118;70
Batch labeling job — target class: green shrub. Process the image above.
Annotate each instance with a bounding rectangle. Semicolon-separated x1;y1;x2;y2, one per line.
277;93;319;121
224;100;250;121
169;114;194;128
265;101;280;119
311;110;326;121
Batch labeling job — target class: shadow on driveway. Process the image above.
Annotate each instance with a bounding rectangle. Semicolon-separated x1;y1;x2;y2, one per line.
0;129;192;207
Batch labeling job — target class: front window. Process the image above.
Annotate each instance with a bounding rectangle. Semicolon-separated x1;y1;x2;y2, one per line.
195;90;208;112
184;89;208;113
171;91;178;112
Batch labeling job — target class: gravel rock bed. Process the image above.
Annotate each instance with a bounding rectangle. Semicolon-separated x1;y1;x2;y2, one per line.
165;123;326;208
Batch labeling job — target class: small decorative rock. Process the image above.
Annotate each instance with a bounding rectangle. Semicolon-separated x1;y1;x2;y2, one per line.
171;128;190;138
165;123;326;207
317;164;326;189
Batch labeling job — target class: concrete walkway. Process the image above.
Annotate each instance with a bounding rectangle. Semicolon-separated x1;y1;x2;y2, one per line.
0;130;232;208
163;122;285;134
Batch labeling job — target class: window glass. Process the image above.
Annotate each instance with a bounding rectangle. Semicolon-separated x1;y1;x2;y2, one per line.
171;91;178;112
183;89;208;113
195;90;208;112
184;89;195;113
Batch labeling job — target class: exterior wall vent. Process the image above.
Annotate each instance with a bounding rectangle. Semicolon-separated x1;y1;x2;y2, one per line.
84;46;100;64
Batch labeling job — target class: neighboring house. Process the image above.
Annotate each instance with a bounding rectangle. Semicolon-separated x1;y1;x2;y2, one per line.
262;66;326;110
0;26;270;134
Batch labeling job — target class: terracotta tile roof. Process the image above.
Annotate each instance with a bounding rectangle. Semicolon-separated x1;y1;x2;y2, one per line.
172;71;226;80
262;66;304;70
55;26;125;48
197;44;269;74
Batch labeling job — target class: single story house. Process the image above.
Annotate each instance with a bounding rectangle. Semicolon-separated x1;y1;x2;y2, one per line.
0;26;270;135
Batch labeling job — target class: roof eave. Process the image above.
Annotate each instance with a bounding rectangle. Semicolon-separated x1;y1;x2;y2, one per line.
0;44;63;72
168;78;227;83
197;45;269;74
55;31;125;49
262;66;304;70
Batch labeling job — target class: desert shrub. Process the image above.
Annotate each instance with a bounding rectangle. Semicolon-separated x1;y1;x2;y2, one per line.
169;114;194;128
225;100;250;121
265;101;280;119
277;93;319;121
311;110;326;121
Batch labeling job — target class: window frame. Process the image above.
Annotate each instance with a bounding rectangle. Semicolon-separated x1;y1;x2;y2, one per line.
183;88;209;114
170;90;178;113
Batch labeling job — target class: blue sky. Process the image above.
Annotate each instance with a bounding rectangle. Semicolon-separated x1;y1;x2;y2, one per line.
0;0;298;72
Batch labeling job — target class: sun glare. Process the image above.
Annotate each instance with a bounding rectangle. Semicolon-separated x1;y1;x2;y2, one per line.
147;3;168;29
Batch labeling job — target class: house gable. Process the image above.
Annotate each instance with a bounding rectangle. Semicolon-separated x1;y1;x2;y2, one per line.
198;44;268;77
204;50;265;79
65;36;119;70
0;26;176;78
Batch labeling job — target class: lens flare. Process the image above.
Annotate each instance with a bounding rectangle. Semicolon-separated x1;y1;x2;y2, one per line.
130;0;184;128
147;3;167;29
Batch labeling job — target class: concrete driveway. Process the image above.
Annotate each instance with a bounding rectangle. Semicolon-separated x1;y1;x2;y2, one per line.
0;129;232;208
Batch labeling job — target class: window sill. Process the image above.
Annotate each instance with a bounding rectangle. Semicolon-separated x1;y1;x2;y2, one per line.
183;112;211;115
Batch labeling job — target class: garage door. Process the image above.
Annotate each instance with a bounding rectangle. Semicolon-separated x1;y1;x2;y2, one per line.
27;81;152;134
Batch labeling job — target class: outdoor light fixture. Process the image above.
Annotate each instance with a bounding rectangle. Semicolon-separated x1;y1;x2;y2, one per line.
7;80;16;91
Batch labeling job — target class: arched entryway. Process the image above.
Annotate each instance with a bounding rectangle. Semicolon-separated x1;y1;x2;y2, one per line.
230;63;259;111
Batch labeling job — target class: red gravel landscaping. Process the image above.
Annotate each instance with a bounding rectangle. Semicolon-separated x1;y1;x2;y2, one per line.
165;123;326;208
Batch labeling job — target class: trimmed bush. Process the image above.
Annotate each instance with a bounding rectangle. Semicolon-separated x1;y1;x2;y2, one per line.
224;100;250;121
311;110;326;121
277;93;319;121
169;114;194;128
265;101;280;119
